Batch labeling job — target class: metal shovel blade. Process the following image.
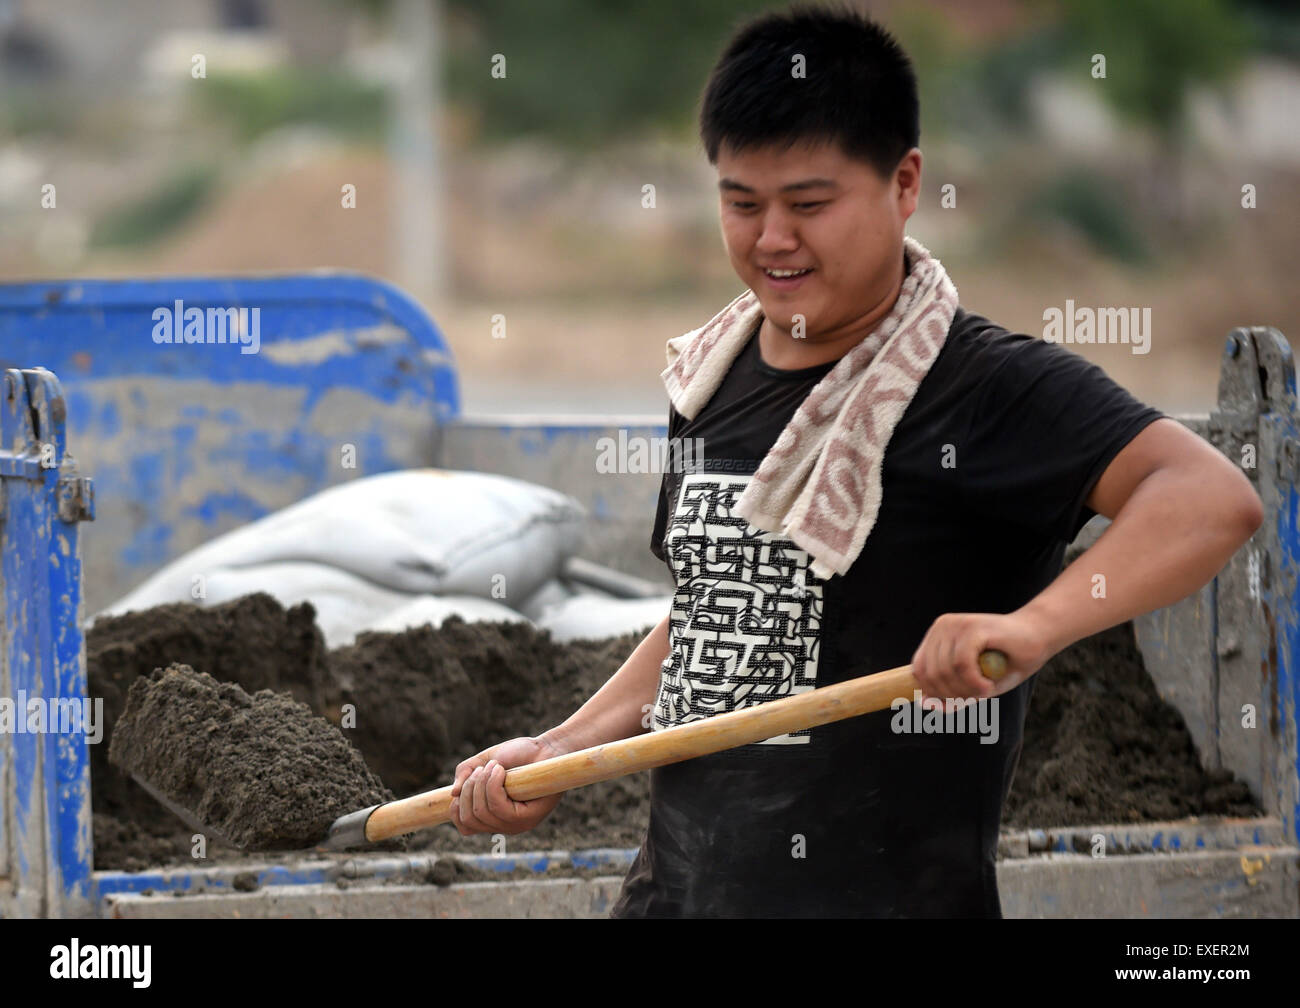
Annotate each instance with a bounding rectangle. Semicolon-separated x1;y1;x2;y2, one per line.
131;771;382;853
129;772;244;850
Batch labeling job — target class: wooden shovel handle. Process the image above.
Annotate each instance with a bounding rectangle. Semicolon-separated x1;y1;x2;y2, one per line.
364;649;1009;843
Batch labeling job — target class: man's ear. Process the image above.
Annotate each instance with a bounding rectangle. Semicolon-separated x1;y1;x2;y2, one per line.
899;149;922;189
895;148;922;215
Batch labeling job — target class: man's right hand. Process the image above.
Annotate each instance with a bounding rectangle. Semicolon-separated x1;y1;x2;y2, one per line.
448;735;567;836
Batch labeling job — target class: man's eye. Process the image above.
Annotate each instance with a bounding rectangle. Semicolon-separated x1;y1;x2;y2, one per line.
726;200;827;211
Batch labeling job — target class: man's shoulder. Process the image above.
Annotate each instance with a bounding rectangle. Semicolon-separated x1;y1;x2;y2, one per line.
946;306;1034;358
930;306;1040;388
947;306;1135;390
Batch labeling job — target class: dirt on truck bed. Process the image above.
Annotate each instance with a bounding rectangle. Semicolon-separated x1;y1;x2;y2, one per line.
86;591;1258;871
109;663;393;851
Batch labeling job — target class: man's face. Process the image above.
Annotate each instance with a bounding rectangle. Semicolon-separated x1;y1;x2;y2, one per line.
716;139;920;339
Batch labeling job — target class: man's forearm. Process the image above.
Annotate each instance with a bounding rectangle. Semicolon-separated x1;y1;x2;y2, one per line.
538;610;671;755
1016;464;1262;659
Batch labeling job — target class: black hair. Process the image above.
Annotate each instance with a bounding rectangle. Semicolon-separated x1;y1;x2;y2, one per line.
698;3;919;182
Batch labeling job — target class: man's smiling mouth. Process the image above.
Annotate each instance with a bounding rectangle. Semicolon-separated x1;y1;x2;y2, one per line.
762;267;815;287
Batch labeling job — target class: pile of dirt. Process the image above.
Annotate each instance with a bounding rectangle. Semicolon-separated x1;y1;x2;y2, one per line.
86;594;651;867
1001;620;1255;826
323;619;649;853
91;812;187;871
1001;540;1256;826
87;594;330;848
85;591;1259;870
108;663;392;851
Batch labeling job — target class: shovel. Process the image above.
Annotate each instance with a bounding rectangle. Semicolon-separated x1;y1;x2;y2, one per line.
131;650;1007;851
319;649;1010;850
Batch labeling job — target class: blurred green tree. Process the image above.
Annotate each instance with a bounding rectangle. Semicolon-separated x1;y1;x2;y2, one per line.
1057;0;1250;228
445;0;777;146
345;0;774;147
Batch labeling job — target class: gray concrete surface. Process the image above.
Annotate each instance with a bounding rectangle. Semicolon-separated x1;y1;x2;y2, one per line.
102;876;627;919
101;845;1298;918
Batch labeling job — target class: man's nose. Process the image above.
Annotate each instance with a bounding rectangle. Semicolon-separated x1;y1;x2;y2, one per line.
754;208;799;251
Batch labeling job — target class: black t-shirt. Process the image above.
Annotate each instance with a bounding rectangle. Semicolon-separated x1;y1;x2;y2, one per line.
611;305;1166;918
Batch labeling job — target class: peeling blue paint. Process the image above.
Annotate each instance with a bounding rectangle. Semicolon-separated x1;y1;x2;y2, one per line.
92;847;642;900
120;520;173;569
1;368;94;917
97;399;120;438
65;388;94;435
185;491;270;526
169;425;196;482
1275;432;1300;845
0;275;460;607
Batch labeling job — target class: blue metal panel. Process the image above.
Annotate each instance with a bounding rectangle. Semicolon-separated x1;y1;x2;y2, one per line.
1253;330;1300;844
91;848;641;901
1277;488;1300;843
0;274;458;411
0;368;94;918
0;274;459;611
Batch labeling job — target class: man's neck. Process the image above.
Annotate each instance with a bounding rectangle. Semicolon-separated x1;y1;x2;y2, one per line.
757;247;907;371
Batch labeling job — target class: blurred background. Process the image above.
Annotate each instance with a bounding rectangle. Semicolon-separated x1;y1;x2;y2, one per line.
1;0;1296;414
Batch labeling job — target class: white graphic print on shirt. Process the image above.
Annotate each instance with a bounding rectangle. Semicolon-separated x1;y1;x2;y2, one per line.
654;472;826;744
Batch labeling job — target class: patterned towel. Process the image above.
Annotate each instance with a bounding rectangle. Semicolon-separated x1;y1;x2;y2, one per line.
662;234;959;579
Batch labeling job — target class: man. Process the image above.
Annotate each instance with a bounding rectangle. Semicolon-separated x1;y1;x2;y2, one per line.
448;5;1262;917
